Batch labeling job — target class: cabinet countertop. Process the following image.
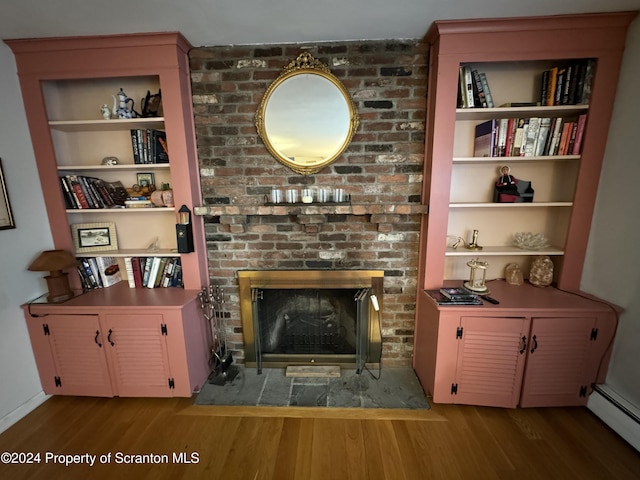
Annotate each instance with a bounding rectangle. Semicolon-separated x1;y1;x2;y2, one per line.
425;280;618;314
23;282;201;312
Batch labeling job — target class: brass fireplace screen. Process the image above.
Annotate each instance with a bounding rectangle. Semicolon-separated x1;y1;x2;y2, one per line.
238;270;383;372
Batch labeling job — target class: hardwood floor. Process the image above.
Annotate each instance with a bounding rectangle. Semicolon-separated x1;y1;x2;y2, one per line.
0;395;638;480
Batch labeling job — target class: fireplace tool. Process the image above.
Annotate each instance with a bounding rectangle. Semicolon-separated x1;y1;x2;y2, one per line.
199;284;239;385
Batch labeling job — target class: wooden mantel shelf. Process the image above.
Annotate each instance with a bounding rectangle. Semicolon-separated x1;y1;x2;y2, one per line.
193;203;428;217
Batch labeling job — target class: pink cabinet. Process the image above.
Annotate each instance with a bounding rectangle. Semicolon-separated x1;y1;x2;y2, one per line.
413;281;617;408
23;284;210;397
25;314;113;397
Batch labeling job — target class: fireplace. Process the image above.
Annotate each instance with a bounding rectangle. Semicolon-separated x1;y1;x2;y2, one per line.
238;270;384;372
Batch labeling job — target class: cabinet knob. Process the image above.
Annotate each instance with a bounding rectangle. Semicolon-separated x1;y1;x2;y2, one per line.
94;330;102;348
530;335;538;354
107;329;114;346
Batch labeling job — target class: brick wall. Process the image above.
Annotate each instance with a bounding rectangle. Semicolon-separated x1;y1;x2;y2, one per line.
189;40;427;366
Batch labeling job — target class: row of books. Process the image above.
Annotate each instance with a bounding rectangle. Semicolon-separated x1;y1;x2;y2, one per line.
458;66;495;108
540;60;595;107
131;128;169;164
60;175;128;209
473;114;587;158
123;256;183;288
77;256;123;290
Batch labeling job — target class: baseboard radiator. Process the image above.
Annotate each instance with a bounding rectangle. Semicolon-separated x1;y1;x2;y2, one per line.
588;384;640;452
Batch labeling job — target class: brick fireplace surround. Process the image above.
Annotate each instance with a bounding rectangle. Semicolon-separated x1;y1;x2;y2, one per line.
189;40;428;366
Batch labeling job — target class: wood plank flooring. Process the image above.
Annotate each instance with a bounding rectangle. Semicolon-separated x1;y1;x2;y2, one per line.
0;395;638;480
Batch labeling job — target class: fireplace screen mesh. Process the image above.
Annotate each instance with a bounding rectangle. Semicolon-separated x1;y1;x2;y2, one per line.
255;289;359;355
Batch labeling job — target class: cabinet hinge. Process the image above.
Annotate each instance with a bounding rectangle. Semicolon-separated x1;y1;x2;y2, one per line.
590;328;598;341
456;327;463;339
161;324;168;336
54;376;62;387
43;324;50;336
579;385;588;397
451;383;458;395
168;378;175;389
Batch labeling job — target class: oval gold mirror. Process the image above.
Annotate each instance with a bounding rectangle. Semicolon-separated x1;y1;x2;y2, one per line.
255;52;359;175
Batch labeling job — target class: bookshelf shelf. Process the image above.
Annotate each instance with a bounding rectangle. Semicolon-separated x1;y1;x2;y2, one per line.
66;207;175;214
49;118;165;132
445;245;564;256
455;105;588;121
449;202;573;208
58;164;170;172
453;155;579;164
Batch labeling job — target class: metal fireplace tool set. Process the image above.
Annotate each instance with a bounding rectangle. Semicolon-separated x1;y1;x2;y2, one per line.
199;285;239;385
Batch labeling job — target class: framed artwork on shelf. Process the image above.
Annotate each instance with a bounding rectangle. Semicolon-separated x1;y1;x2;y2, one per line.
136;172;155;188
71;222;118;253
0;159;15;230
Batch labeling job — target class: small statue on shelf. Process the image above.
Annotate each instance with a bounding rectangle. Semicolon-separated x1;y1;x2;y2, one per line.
100;104;111;120
495;165;519;202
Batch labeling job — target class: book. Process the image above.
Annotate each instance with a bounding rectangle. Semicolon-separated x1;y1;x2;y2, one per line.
471;69;488;108
95;256;123;288
558;121;574;155
522;117;541;157
78;258;99;289
478;72;494;108
495;118;509;157
66;175;90;208
458;66;467;108
571;114;587;155
534;117;552;156
105;181;128;206
473;120;497;157
503;118;516;157
463;65;475;109
427;290;483;306
554;66;566;105
545;67;558;106
152;130;169;163
512;118;526;156
440;287;478;301
146;257;162;288
540;70;549;105
130;129;141;164
123;257;135;288
130;257;142;288
579;59;596;104
154;257;168;288
547;117;564;155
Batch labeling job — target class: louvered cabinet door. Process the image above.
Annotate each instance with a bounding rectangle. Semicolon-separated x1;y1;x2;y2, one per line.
519;316;598;407
101;313;173;397
453;316;530;408
36;315;114;397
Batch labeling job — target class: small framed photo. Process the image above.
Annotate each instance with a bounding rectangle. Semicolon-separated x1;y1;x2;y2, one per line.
0;158;15;230
136;172;155;187
71;222;118;253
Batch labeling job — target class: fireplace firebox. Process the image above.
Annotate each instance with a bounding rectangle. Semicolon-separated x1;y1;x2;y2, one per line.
238;270;383;372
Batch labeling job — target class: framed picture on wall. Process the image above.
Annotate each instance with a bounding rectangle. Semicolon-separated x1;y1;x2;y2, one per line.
0;158;15;230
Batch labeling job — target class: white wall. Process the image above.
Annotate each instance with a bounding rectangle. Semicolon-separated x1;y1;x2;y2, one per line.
582;15;640;425
0;42;54;432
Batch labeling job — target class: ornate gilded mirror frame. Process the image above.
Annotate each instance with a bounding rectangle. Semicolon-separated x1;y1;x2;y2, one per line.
255;52;360;175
